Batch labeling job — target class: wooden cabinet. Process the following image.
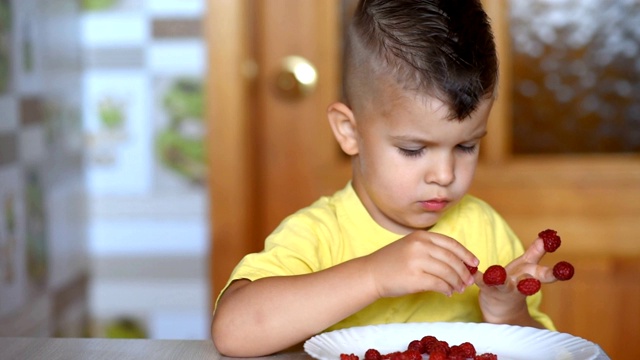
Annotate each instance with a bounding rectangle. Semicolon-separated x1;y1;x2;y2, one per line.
540;254;640;359
475;3;640;358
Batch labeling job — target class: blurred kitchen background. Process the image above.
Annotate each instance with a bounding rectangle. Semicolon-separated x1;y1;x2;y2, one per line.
0;0;209;339
0;0;639;359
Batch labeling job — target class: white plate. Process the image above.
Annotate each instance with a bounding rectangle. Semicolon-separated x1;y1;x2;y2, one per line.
304;322;610;360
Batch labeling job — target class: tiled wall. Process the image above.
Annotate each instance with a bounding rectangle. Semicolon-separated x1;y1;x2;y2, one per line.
0;0;87;337
80;0;209;339
81;0;207;197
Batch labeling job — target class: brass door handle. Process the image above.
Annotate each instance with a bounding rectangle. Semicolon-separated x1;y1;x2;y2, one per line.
275;56;318;100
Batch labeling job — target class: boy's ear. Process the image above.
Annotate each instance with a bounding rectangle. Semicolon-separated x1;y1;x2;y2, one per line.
327;102;359;156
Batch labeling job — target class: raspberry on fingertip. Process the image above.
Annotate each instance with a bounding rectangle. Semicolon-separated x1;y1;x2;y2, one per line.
553;261;575;281
483;265;507;286
538;229;561;252
517;277;541;296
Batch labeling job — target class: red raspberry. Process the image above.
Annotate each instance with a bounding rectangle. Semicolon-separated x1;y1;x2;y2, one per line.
420;336;438;353
457;342;476;358
401;349;421;360
483;264;507;286
428;350;447;360
475;353;498;360
434;341;449;354
420;335;437;346
406;340;422;353
517;277;542;296
447;351;467;360
364;349;381;360
340;354;359;360
425;341;449;356
448;346;469;360
538;229;561;252
553;261;575;281
465;262;478;275
381;351;400;360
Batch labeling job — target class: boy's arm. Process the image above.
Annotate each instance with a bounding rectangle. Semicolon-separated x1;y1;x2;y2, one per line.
211;256;379;357
211;230;478;357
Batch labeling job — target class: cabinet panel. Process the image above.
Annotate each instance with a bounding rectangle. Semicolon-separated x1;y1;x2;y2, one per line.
540;254;640;360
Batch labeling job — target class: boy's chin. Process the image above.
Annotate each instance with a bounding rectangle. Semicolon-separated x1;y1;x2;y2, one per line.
395;215;441;232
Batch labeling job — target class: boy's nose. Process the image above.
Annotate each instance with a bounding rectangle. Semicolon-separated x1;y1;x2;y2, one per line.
424;153;455;186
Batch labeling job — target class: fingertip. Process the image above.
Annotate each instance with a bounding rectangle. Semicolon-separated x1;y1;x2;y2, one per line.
471;257;480;267
541;267;558;283
465;274;475;286
523;239;547;264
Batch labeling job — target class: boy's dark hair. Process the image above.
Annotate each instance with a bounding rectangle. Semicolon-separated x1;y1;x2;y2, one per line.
344;0;498;120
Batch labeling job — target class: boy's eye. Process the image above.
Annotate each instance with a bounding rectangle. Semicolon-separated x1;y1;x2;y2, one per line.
457;144;478;154
398;147;425;157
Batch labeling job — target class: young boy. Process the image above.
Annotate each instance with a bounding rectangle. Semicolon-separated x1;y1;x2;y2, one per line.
212;0;558;356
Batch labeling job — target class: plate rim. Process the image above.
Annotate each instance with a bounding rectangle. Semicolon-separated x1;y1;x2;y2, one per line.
304;322;609;360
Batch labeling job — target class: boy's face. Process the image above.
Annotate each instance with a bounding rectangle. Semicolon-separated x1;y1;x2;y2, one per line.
339;82;492;235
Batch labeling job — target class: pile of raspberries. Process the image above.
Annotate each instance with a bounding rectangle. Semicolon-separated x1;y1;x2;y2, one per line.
340;334;497;360
467;229;575;296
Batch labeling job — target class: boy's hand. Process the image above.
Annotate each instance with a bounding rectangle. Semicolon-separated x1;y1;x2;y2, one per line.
475;238;556;326
361;231;478;299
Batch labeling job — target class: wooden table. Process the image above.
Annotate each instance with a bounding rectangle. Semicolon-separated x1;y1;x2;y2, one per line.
0;337;313;360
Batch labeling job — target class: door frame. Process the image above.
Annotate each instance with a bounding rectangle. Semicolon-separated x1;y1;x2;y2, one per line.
205;0;255;301
205;0;345;301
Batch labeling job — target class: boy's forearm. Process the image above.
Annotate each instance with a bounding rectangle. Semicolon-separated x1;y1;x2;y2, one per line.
211;257;378;357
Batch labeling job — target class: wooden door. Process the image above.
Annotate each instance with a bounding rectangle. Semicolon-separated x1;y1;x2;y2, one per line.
206;0;349;298
206;1;640;358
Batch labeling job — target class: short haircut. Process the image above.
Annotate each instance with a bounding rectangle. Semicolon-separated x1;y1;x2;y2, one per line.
344;0;498;120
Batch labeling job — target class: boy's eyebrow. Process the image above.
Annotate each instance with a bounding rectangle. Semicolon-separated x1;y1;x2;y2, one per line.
470;130;489;140
389;134;428;143
390;130;488;143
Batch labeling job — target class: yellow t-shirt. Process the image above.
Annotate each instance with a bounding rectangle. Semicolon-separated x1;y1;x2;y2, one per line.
221;182;555;331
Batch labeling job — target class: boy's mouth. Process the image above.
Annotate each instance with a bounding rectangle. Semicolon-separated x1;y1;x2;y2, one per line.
419;199;449;211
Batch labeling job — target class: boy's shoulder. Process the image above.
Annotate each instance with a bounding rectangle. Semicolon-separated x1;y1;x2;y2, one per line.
456;194;497;213
276;183;357;229
275;181;389;242
264;183;369;250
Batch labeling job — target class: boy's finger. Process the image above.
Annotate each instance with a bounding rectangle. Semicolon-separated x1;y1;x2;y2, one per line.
513;263;558;284
535;266;557;284
520;238;546;264
473;270;512;293
428;231;479;266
